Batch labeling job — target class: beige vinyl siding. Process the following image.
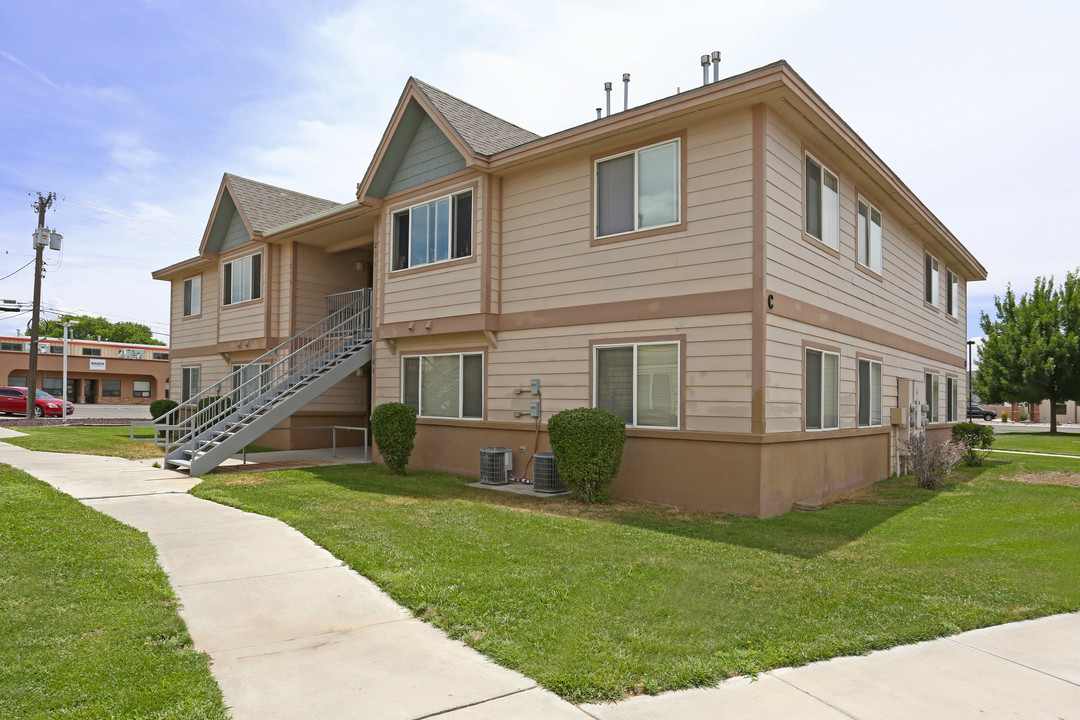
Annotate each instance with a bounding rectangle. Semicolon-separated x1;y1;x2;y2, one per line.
379;176;486;325
292;244;369;333
275;243;294;340
499;111;754;315
218;245;266;342
763;113;966;361
170;269;217;351
374;313;753;434
765;314;965;433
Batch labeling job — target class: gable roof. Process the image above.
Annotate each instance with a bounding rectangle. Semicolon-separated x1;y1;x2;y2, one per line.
411;78;539;156
198;173;339;254
223;173;339;234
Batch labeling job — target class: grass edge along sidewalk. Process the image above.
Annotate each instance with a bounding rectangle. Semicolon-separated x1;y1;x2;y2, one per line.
192;452;1080;704
0;463;228;719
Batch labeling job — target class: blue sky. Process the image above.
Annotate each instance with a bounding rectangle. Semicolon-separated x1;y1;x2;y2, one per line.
1;0;1078;347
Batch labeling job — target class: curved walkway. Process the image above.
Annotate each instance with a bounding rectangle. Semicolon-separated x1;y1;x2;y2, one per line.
1;429;1078;719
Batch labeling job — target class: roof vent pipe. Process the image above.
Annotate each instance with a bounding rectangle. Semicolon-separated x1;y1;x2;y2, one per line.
622;73;630;111
701;55;710;85
711;51;721;83
596;107;602;119
604;82;612;116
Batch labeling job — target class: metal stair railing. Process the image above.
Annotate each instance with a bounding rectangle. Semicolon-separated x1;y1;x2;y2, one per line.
155;288;371;463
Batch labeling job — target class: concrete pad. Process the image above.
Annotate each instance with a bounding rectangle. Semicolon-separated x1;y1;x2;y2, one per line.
210;620;537;720
174;565;410;653
582;675;850;720
951;613;1080;685
773;636;1080;720
438;687;590;719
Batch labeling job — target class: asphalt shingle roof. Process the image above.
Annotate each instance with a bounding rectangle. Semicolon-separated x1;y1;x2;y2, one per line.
224;173;339;233
412;78;539;156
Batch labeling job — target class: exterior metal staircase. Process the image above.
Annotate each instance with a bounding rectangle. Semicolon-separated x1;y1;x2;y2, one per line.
156;289;372;475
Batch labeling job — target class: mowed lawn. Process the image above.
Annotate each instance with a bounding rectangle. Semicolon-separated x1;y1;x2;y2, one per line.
0;464;227;719
192;452;1080;703
1;424;164;459
992;430;1080;456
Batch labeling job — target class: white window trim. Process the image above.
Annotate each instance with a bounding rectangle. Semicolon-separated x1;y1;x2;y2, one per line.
946;377;959;422
390;189;473;272
858;358;883;428
594;138;682;240
805;152;840;251
857;195;883;275
401;351;484;420
592;340;681;429
946;269;960;318
805;347;840;431
925;252;940;307
222;253;262;306
183;275;201;317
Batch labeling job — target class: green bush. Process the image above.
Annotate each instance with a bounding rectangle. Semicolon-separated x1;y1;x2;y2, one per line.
195;396;233;417
149;399;178;422
547;407;626;503
952;422;995;466
1018;411;1029;422
371;402;417;475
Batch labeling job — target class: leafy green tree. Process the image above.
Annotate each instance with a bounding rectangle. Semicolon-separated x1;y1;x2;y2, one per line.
976;271;1080;433
39;315;165;346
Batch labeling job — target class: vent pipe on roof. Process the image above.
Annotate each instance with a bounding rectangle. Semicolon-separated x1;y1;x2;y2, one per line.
622;73;630;111
711;51;721;83
596;107;602;119
604;82;612;116
701;55;710;85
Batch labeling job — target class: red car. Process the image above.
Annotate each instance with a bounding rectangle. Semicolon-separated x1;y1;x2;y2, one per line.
0;386;74;417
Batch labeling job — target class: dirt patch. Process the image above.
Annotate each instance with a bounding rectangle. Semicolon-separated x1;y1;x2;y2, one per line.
1009;472;1080;488
222;473;277;487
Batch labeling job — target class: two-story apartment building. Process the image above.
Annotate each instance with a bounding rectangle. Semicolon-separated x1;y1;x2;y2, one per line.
157;60;985;516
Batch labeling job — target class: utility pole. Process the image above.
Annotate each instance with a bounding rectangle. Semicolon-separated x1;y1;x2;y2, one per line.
26;192;56;419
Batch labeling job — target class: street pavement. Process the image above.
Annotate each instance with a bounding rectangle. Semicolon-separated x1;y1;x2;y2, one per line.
0;428;1078;719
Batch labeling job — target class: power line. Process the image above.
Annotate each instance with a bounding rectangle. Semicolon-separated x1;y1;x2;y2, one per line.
55;205;196;246
0;259;34;282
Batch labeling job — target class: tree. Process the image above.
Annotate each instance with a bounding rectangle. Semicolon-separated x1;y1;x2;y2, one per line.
975;271;1080;434
38;314;165;346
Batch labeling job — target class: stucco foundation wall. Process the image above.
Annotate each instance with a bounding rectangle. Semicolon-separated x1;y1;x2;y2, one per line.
382;421;764;516
254;411;370;451
758;431;890;517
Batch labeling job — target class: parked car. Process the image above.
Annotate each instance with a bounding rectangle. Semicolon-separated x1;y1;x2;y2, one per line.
0;386;74;417
967;404;997;421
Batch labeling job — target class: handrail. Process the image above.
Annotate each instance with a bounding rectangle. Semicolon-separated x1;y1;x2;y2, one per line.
157;288;371;459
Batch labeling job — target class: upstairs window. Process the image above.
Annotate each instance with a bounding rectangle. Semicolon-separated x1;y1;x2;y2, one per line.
946;269;960;317
595;138;680;238
82;348;102;357
857;197;883;274
223;253;261;305
153;352;169;360
806;348;839;431
925;253;939;306
392;190;472;271
0;342;24;352
183;275;202;316
805;153;839;250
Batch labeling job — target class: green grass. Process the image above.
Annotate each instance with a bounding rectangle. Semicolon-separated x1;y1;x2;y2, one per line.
191;455;1080;703
0;425;278;459
992;431;1080;456
0;464;228;719
1;425;165;459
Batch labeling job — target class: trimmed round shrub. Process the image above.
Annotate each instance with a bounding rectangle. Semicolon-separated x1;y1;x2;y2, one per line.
951;421;995;466
150;399;178;422
371;402;417;475
547;407;626;503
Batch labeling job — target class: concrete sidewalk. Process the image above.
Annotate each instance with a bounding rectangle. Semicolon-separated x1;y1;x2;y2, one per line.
1;429;1078;719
